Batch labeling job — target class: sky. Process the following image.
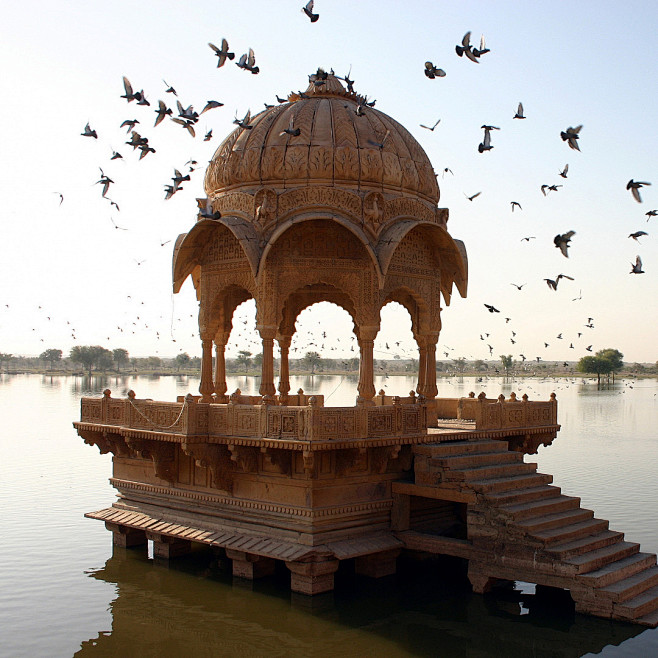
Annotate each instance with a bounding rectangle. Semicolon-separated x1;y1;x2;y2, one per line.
1;0;657;365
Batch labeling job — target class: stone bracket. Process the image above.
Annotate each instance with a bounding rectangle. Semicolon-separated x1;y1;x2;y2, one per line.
126;438;177;483
183;442;235;492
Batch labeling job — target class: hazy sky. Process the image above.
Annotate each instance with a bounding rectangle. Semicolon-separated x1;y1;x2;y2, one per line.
1;1;656;365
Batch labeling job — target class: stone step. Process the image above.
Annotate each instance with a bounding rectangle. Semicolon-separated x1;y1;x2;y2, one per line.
446;461;538;482
546;530;625;560
531;518;609;545
600;566;658;603
414;439;508;457
614;584;658;621
516;508;594;534
636;607;658;628
566;541;639;574
486;484;562;506
500;494;581;521
429;451;522;470
470;472;553;494
578;552;657;588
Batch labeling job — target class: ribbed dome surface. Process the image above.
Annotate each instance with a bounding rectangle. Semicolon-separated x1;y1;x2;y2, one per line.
204;73;439;203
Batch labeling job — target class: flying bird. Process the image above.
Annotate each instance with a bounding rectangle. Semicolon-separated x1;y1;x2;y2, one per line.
484;304;500;313
627;179;651;203
96;169;113;197
236;48;259;74
204;130;213;141
420;118;441;131
510;283;526;290
209;39;235;68
302;1;319;22
424;62;446;79
541;184;562;196
81;123;97;138
473;34;490;57
559;164;569;178
465;191;481;201
110;217;127;230
554;230;575;257
455;32;479;63
233;110;253;130
630;255;644;274
110;150;123;160
544;274;574;290
629;230;648;241
510;201;522;211
478;125;499;153
154;100;172;127
513;102;525;119
560;125;582;151
280;115;301;137
646;209;657;219
163;80;177;96
201;100;224;114
520;236;536;242
368;129;390;150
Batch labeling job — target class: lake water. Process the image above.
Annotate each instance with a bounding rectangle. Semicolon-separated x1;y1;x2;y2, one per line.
1;373;657;657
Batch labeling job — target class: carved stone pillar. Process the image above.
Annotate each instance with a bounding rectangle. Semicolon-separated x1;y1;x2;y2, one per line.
277;335;291;405
199;338;214;403
214;332;229;402
258;325;277;403
424;334;439;399
415;335;427;396
357;326;378;405
286;558;340;595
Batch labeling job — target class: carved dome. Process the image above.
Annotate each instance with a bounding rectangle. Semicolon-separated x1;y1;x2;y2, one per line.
204;72;439;204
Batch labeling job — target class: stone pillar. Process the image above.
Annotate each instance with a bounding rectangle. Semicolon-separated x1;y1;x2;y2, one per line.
277;335;291;405
226;549;276;579
424;334;439;399
286;558;340;595
213;332;228;402
357;326;378;405
199;338;214;403
106;522;147;548
258;325;277;403
415;335;427;396
146;531;192;559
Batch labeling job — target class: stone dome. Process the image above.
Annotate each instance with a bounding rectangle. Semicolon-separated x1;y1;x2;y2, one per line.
204;72;439;204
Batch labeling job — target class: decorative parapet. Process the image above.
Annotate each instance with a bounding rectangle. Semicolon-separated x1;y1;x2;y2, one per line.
469;392;558;431
77;390;428;443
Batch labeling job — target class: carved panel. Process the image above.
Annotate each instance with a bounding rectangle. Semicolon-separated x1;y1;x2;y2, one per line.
229;445;258;473
367;410;394;436
107;399;127;425
385;196;436;224
260;146;285;181
308;146;333;179
334;146;359;181
232;409;260;437
335;448;368;475
126;438;177;483
81;399;102;422
183;443;234;492
209;406;228;434
202;230;246;265
261;448;292;475
276;187;362;220
213;192;254;217
364;191;385;234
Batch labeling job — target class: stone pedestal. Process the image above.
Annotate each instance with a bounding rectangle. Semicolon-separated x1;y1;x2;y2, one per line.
226;549;276;579
355;549;401;578
146;532;192;559
106;522;147;548
286;558;340;595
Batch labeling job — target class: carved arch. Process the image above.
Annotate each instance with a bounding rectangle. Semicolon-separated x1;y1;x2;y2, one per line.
200;283;254;341
380;286;431;337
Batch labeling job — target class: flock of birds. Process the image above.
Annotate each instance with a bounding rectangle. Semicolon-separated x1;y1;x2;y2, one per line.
30;2;653;371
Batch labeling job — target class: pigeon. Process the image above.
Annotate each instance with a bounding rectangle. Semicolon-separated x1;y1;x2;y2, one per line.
236;48;259;74
478;125;499;153
541;184;562;196
368;130;390;150
513;102;525;119
120;119;139;133
544;274;574;290
110;150;123;160
554;231;576;257
510;283;526;290
473;34;490;57
465;191;481;201
164;184;179;201
630;255;644;274
420;118;441;131
559;164;569;178
424;62;446;79
455;32;479;63
81;123;97;138
204;130;213;142
627;179;651;203
198;199;221;220
484;304;500;313
233;110;253;130
209;39;235;68
120;77;137;102
510;201;522;212
154;100;172;127
646;209;657;219
302;0;319;22
201;100;224;114
279;115;301;137
96;168;113;197
520;236;536;242
560;125;582;151
172;118;196;137
629;231;648;241
163;80;177;96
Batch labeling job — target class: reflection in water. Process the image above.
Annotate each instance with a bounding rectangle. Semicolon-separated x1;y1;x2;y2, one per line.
78;548;641;658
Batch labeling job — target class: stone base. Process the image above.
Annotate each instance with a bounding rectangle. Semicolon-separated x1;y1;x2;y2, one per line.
355;549;401;578
286;558;340;595
226;549;276;579
146;532;192;559
106;522;147;548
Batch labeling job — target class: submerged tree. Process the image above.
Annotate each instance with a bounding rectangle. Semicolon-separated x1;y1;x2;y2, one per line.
40;348;62;370
500;354;514;374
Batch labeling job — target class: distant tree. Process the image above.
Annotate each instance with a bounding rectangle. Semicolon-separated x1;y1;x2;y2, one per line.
474;359;486;372
236;350;252;371
597;348;624;382
252;353;263;369
453;357;466;373
112;348;129;373
500;354;514;374
0;352;12;370
70;345;112;375
147;356;162;369
576;355;610;385
174;352;191;371
190;356;201;370
40;348;62;370
304;351;322;374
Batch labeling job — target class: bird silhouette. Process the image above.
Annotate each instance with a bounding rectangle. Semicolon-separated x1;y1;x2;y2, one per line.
478;125;499;153
629;231;648;242
465;191;481;201
302;0;319;22
424;62;446;79
234;110;253;130
208;39;235;68
520;236;536;242
484;304;500;313
510;283;526;290
420;118;441;131
627;179;651;203
513;102;525;119
163;80;177;96
154;100;172;127
510;201;522;212
236;48;259;74
280;115;301;137
630;255;644;274
455;32;479;63
81;123;97;138
560;125;582;151
559;164;569;178
544;274;574;290
554;231;575;257
201;100;224;114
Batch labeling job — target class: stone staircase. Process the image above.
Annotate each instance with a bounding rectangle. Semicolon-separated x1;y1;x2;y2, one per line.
412;439;658;627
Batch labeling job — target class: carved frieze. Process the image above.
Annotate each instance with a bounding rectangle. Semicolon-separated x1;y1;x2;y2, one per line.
276;187;362;221
183;443;234;492
213;192;254;218
385;196;436;224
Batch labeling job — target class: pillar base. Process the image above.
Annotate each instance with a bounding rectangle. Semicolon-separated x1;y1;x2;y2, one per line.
286;558;340;595
226;549;276;579
106;522;147;548
355;549;401;578
146;532;192;559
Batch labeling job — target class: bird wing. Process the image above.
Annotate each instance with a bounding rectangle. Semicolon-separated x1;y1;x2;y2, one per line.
122;76;133;96
221;38;230;53
462;31;471;47
631;186;642;203
247;48;256;67
517;102;523;116
208;42;219;53
483;129;491;147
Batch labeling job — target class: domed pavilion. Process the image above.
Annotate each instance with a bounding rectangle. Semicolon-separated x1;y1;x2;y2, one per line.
75;73;658;627
173;71;467;406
